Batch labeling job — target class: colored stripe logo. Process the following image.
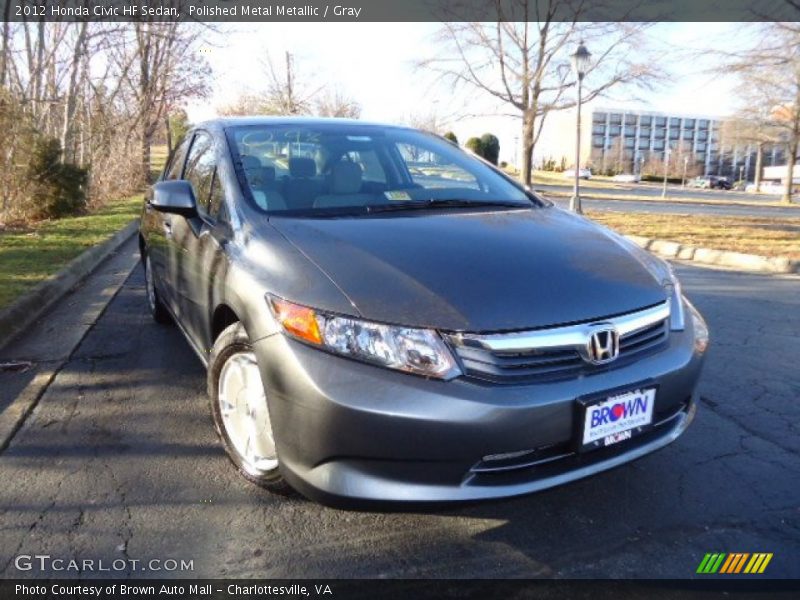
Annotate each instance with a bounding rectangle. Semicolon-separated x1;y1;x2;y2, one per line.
697;553;773;574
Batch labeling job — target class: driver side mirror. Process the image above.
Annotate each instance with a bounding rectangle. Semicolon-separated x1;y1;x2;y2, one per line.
150;180;198;218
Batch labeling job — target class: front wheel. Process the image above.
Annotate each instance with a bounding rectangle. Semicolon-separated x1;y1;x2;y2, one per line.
208;322;291;493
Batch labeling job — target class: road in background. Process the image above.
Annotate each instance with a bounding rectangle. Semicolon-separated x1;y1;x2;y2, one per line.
0;262;798;579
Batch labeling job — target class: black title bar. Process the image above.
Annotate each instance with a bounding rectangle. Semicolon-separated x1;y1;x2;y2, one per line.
2;0;799;22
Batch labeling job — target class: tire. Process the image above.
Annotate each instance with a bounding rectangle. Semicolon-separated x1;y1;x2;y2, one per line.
208;322;292;494
142;252;171;324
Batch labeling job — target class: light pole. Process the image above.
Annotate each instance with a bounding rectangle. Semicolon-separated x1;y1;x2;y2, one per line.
514;135;519;174
569;42;591;214
739;165;744;184
661;147;670;199
682;156;689;189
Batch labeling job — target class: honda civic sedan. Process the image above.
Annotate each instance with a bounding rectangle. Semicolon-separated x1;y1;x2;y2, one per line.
139;117;709;506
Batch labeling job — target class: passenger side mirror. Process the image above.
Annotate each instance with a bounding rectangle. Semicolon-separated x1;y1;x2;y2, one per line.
150;180;198;218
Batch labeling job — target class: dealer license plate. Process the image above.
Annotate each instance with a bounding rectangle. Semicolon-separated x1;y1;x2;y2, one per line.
581;388;656;451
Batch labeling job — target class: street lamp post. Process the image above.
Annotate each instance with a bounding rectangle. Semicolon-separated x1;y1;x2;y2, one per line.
682;156;689;189
661;147;670;199
739;165;745;184
569;42;591;214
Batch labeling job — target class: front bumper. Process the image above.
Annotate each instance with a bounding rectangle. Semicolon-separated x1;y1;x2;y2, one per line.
253;322;705;506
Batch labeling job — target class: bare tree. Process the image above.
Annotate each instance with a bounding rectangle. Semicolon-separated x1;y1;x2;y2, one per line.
315;88;361;118
421;0;662;185
262;51;322;115
720;110;782;192
721;23;800;202
112;20;212;183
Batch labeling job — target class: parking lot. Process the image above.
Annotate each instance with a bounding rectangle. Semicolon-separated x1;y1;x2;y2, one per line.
0;242;798;579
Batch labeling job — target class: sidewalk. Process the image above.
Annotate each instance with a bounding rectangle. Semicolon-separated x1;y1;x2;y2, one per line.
0;237;140;449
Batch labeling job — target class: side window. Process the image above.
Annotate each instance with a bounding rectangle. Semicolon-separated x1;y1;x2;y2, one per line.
165;137;191;180
208;170;225;218
183;133;216;214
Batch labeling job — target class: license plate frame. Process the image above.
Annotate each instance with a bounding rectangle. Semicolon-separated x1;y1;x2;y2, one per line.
576;382;658;453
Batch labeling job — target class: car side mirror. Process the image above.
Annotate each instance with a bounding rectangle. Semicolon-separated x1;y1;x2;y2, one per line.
150;180;198;218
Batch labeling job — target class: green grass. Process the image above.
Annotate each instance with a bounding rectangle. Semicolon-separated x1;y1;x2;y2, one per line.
0;196;142;310
589;211;800;260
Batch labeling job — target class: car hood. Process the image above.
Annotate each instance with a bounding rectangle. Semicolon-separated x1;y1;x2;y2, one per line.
269;207;668;332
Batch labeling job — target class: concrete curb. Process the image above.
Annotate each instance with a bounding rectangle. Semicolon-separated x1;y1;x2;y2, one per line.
0;220;139;350
625;234;800;275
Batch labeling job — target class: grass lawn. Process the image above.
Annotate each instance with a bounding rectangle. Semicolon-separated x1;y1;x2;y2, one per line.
0;196;142;310
588;211;800;260
542;187;800;209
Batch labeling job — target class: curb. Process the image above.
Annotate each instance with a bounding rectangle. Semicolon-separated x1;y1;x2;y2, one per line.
538;188;800;210
625;234;800;275
0;220;139;350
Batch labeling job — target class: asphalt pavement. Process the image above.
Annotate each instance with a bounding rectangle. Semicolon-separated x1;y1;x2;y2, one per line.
536;182;800;218
0;252;798;579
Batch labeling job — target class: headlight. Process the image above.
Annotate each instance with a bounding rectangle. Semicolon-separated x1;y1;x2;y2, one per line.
664;264;685;331
267;295;461;380
688;301;709;353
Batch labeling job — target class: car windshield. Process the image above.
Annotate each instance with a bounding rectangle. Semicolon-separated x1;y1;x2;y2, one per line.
226;123;534;214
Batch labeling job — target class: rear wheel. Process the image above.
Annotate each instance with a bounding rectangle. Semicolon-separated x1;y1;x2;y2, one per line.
209;322;291;493
143;253;170;324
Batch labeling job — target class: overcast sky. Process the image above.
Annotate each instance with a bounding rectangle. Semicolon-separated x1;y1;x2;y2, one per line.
189;22;747;163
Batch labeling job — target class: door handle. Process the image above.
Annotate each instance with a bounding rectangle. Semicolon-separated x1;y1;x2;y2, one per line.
163;221;173;237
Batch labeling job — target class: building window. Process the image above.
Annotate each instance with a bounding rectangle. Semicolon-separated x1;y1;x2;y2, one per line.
609;125;621;136
682;130;694;140
592;124;605;135
624;126;636;137
593;136;605;147
684;118;696;128
639;116;652;126
655;116;667;127
669;129;680;139
625;138;635;148
609;113;622;124
699;119;710;129
669;117;681;127
639;127;651;138
653;139;665;150
697;130;708;141
593;112;607;123
638;138;650;149
696;142;707;152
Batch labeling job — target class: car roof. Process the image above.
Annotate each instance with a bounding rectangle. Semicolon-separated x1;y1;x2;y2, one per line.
196;116;419;132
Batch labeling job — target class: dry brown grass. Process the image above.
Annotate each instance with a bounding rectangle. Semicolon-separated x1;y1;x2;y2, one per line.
588;211;800;260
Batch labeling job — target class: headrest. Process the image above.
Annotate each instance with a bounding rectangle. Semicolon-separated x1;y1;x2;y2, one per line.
260;166;276;181
240;155;261;170
329;161;363;194
289;157;316;178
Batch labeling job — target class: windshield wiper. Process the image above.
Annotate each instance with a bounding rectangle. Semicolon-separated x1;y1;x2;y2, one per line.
366;199;529;213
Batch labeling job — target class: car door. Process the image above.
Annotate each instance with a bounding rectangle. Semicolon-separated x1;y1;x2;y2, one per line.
146;136;191;312
171;130;229;354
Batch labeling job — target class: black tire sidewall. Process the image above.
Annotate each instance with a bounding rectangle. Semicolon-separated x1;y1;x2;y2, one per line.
142;251;170;324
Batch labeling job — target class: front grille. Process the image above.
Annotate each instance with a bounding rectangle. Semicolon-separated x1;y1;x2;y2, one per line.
448;302;670;384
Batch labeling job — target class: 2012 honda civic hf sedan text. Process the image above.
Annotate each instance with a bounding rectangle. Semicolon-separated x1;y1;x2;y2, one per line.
139;117;709;506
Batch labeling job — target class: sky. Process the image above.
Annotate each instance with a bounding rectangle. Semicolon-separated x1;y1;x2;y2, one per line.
188;22;746;164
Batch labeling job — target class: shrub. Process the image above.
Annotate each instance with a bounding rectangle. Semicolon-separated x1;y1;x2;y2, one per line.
443;131;459;145
465;137;483;156
26;138;88;219
480;133;500;165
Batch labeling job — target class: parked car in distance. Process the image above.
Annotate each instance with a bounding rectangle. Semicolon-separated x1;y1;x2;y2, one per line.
691;175;731;190
563;168;592;179
139;117;709;506
611;173;641;183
